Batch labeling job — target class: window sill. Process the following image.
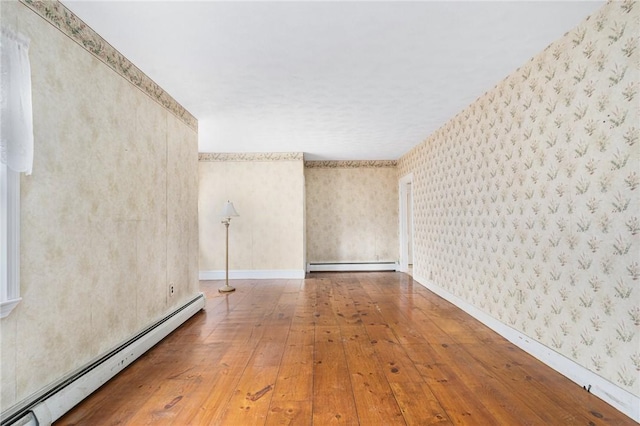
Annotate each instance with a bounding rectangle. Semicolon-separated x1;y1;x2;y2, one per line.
1;297;22;318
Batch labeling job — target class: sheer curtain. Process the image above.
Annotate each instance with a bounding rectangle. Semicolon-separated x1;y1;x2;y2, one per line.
1;27;33;175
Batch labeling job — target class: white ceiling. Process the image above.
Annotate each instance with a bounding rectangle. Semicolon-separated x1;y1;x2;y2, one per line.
62;1;603;160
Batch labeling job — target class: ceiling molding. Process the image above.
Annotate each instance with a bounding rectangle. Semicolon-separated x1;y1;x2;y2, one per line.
199;152;304;162
305;160;397;169
20;0;197;131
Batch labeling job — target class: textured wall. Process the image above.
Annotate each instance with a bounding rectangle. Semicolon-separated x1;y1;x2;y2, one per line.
399;2;639;396
199;154;305;272
1;2;199;410
305;163;398;264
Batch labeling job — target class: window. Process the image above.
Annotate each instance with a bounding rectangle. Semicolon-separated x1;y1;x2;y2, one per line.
1;27;32;317
1;163;21;317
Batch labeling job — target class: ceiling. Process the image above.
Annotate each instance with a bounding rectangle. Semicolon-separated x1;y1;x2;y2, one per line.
62;1;603;161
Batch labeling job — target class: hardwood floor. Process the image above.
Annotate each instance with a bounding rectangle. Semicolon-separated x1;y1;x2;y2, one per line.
56;273;633;425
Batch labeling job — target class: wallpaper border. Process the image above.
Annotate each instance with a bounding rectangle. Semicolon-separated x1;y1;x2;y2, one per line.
199;152;304;162
305;160;397;168
19;0;197;131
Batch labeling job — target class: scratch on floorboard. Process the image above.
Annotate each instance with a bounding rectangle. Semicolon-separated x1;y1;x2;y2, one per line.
164;395;183;409
246;384;273;401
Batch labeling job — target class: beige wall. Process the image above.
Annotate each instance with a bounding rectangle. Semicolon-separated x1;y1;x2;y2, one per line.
1;1;199;411
399;2;639;397
199;153;305;273
306;162;398;264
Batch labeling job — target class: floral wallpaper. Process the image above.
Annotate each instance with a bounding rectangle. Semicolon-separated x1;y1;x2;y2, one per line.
199;155;305;272
399;1;639;396
306;164;398;264
1;1;199;411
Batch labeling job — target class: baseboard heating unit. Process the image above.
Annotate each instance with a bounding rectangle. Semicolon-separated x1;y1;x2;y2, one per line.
307;262;398;272
1;293;206;426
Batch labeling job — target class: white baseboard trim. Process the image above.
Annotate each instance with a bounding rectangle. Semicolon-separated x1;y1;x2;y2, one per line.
199;269;306;280
307;262;398;272
412;274;639;423
3;293;206;426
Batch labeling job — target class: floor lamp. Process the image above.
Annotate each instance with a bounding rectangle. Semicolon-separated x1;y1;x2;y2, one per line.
219;201;239;293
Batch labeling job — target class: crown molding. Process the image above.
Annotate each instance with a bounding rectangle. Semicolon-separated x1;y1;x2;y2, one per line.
20;0;197;131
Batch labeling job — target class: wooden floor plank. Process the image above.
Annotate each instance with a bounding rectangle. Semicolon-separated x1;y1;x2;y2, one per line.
215;365;279;425
55;273;636;426
389;381;452;425
271;343;314;402
312;326;359;424
365;324;424;384
180;347;254;425
402;343;502;425
428;342;549;425
267;343;314;425
266;400;313;426
340;325;405;425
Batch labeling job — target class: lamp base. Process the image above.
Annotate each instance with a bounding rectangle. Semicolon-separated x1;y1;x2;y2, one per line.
218;285;236;293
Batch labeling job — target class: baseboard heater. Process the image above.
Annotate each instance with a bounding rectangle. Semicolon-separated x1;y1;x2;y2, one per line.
1;293;206;426
307;261;398;272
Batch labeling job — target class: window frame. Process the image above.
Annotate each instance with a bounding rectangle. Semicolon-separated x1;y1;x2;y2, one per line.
1;163;22;318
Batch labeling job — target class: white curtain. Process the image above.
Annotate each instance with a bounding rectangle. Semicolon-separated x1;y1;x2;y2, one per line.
1;27;33;175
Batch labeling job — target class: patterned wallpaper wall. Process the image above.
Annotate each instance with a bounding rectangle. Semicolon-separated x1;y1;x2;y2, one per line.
306;162;398;264
199;154;305;272
1;1;199;411
399;1;639;396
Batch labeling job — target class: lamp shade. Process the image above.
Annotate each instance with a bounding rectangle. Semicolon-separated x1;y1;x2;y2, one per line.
221;201;239;218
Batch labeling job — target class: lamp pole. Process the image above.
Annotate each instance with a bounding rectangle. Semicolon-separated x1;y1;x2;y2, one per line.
219;201;239;293
220;217;235;293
